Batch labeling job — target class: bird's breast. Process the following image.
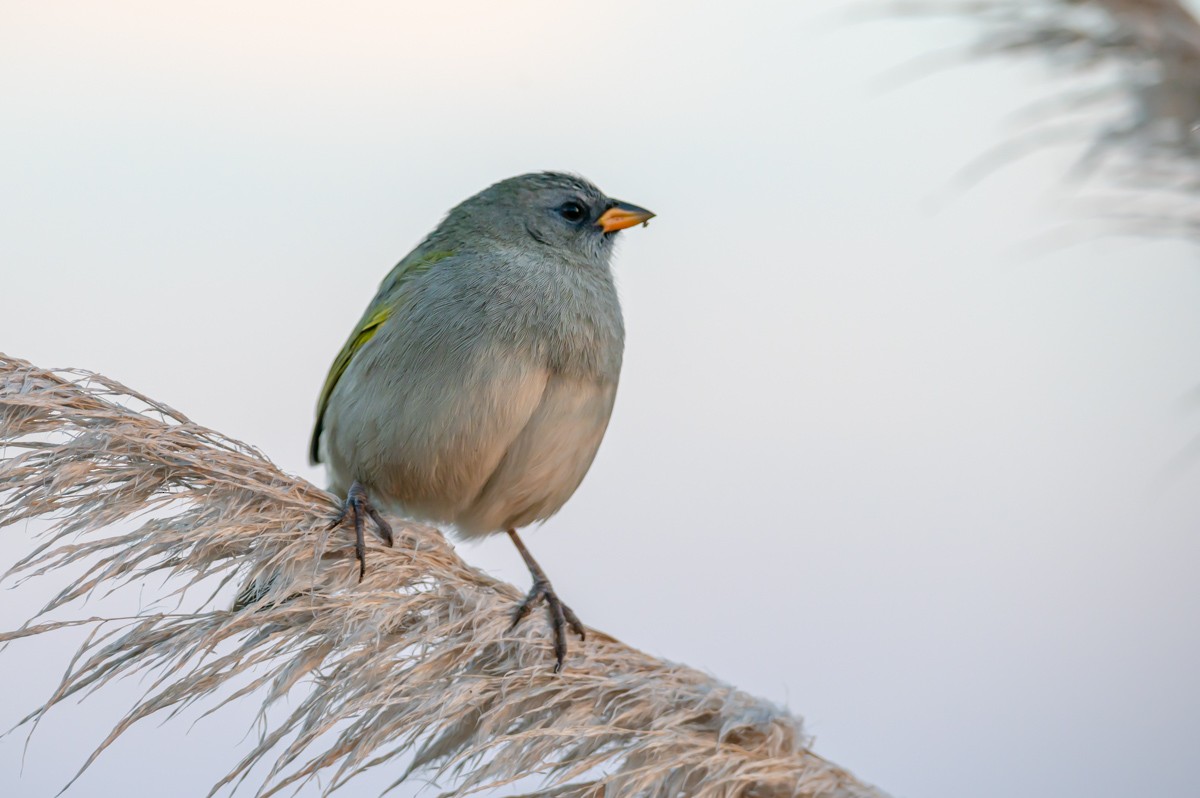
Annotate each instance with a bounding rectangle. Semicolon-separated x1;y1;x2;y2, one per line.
503;259;625;381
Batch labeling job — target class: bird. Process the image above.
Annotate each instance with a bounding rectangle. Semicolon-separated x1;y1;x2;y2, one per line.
310;172;654;671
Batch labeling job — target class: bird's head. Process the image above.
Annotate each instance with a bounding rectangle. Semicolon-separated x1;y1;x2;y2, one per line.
439;172;654;267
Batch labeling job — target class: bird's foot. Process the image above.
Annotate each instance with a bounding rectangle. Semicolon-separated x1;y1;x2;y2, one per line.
327;481;394;580
510;576;585;673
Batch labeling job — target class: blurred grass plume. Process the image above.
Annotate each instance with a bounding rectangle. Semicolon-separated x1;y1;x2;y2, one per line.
885;0;1200;236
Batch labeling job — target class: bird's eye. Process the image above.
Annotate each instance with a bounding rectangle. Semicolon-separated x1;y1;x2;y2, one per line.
558;202;587;223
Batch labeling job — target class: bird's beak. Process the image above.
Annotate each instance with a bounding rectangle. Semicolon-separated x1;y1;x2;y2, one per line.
596;201;655;233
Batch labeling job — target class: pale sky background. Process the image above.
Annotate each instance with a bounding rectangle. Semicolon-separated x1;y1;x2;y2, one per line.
2;1;1199;797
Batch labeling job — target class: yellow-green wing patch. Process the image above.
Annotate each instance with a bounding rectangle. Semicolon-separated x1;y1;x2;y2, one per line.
308;249;454;464
309;305;391;463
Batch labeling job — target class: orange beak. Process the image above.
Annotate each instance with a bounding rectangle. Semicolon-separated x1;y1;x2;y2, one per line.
596;200;655;233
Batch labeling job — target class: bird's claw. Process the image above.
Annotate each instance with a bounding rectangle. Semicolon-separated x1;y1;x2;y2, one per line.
328;481;394;580
510;577;585;673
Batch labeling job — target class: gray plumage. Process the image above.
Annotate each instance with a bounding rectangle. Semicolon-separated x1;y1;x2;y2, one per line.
312;172;649;541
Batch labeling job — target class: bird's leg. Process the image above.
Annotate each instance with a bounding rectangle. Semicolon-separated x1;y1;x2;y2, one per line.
327;481;394;580
507;528;585;672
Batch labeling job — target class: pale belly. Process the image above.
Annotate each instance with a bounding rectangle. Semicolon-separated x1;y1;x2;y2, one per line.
452;374;618;537
324;360;617;538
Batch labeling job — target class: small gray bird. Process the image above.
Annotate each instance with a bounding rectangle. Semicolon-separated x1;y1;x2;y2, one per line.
310;172;653;670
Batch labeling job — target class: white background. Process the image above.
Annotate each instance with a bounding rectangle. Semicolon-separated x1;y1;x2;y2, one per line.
2;2;1199;797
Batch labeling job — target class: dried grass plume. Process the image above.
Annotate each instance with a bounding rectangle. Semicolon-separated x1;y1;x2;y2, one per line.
0;354;884;798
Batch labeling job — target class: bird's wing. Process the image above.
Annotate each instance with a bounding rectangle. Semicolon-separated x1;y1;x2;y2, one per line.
309;248;455;464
